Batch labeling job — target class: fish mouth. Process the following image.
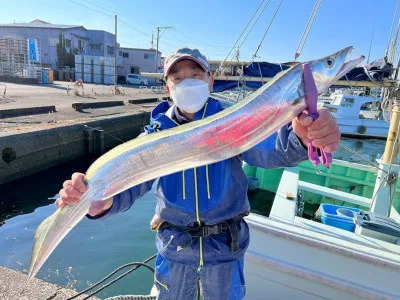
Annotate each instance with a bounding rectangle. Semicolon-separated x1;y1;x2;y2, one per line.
336;46;365;80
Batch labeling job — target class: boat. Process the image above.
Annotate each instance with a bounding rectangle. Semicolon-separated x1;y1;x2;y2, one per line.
322;93;390;139
243;158;400;299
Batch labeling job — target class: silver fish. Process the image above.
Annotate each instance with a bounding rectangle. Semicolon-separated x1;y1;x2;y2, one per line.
28;46;364;281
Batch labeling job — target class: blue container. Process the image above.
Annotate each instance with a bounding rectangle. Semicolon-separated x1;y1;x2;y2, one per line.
42;69;49;84
320;204;361;232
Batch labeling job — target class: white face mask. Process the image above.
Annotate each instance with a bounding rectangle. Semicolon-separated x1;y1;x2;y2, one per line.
170;78;210;113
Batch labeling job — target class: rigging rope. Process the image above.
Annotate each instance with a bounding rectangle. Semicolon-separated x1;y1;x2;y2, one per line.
248;0;285;65
389;19;400;65
338;144;388;174
294;0;322;61
386;0;400;59
237;0;273;51
216;0;266;75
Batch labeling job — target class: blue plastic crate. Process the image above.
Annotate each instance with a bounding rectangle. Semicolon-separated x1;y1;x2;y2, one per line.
319;204;361;232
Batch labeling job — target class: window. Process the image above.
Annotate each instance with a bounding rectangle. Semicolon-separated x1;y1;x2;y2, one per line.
107;46;114;55
123;52;129;58
130;66;139;74
119;51;122;56
65;39;71;48
78;40;83;51
90;44;101;51
341;98;355;108
144;53;155;60
48;38;58;47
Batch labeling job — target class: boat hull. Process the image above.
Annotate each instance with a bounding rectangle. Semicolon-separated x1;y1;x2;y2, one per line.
245;214;400;300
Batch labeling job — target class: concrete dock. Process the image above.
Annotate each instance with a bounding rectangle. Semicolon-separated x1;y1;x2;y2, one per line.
0;267;100;300
0;81;169;184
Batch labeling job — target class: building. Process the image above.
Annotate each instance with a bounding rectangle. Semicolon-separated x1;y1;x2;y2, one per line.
118;47;161;84
0;19;162;84
0;19;117;68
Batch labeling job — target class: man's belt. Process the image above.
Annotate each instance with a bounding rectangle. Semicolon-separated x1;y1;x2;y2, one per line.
159;213;248;254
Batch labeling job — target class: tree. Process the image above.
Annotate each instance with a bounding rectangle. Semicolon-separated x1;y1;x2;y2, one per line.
56;31;76;68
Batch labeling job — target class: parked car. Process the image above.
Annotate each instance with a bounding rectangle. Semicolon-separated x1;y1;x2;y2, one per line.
126;74;148;86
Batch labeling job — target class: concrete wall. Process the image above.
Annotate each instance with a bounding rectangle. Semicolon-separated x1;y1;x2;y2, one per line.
0;112;150;184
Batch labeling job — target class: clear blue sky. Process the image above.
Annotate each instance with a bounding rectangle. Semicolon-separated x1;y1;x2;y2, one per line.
0;0;397;63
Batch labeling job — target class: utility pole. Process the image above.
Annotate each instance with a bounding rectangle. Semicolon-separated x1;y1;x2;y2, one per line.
114;14;117;89
155;26;174;73
151;33;154;49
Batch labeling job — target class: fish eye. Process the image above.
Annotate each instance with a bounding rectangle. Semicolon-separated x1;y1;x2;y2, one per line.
325;58;335;68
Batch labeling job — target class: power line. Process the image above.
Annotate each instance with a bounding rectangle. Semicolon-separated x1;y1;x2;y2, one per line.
118;19;150;36
66;0;114;18
166;31;232;49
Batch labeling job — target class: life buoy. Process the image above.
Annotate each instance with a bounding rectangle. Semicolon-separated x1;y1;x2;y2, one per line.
357;125;366;134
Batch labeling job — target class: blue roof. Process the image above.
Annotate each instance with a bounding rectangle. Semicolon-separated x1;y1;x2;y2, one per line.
0;23;86;30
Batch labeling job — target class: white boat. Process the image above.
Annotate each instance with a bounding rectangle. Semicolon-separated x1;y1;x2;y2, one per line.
243;159;400;299
322;94;390;139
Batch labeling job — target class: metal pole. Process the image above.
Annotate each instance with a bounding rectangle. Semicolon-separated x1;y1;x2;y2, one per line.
155;26;160;73
154;26;174;74
114;15;117;89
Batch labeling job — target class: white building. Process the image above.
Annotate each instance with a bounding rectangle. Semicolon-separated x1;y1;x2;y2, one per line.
118;47;161;84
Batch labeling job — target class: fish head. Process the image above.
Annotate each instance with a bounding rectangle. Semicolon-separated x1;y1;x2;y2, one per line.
308;46;365;92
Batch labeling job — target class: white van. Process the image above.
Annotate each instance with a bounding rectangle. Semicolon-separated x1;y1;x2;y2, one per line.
126;74;148;86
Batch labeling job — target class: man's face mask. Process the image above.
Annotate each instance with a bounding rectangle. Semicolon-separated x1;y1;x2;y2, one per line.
170;78;210;113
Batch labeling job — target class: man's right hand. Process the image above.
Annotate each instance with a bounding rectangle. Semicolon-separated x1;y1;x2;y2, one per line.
56;172;113;217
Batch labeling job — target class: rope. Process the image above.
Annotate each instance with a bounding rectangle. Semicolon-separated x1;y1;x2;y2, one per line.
249;0;285;65
216;0;266;75
294;0;322;61
338;144;388;174
66;254;157;300
367;13;378;64
237;0;273;50
386;0;400;59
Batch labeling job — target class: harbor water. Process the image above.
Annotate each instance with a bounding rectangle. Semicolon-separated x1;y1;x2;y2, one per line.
0;137;389;299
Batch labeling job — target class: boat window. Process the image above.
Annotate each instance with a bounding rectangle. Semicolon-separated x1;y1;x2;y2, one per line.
360;102;372;110
332;95;342;105
341;98;354;108
326;107;337;113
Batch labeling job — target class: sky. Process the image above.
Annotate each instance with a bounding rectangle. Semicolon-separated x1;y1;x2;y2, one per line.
0;0;398;64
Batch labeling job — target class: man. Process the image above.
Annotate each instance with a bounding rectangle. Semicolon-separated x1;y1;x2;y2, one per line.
57;48;340;299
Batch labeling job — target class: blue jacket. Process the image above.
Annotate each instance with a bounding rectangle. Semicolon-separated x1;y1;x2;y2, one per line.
90;98;308;264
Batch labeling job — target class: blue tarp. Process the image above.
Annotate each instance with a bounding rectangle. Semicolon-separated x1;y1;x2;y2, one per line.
213;57;393;92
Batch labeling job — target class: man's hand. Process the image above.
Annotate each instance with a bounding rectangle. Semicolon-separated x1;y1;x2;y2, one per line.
56;172;113;217
292;109;340;153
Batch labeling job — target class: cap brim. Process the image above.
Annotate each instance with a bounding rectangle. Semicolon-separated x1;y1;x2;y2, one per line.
165;55;208;77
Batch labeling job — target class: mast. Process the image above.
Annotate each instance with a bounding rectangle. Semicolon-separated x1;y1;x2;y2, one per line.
371;90;400;217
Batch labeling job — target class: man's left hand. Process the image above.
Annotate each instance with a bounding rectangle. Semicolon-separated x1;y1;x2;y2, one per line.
292;109;340;153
